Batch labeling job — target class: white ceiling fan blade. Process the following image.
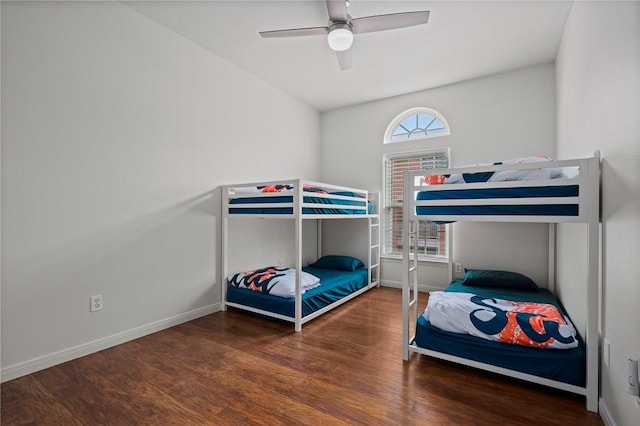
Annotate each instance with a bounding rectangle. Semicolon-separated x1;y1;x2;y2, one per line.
259;26;328;38
326;0;348;23
352;11;430;34
336;49;352;71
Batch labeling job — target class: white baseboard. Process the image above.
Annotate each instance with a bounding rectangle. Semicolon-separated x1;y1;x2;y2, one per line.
598;398;615;426
1;303;222;383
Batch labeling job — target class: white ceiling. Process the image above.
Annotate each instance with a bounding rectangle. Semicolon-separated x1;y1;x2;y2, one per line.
124;0;572;111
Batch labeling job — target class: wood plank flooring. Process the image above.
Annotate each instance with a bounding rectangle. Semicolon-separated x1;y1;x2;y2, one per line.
2;287;603;425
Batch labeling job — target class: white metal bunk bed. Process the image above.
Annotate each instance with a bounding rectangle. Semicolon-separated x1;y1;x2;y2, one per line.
402;153;601;412
222;178;380;332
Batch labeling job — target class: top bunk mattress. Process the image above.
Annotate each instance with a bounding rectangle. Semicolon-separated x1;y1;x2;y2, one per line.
408;155;599;222
416;184;580;217
225;180;375;216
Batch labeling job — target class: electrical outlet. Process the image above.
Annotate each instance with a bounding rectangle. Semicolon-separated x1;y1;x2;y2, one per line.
603;338;610;368
628;357;639;396
90;294;103;312
454;263;463;273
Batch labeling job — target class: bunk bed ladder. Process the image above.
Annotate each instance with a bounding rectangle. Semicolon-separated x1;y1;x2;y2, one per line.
402;171;418;361
369;215;381;287
402;219;419;361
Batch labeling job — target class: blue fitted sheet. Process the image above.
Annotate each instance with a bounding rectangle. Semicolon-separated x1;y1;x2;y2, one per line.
416;185;579;217
229;194;373;215
414;280;585;387
226;267;369;318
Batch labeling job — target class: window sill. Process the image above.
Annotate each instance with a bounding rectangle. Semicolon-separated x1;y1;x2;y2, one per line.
381;254;449;265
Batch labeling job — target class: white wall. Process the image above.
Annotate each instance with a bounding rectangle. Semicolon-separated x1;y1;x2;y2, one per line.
556;2;640;425
321;64;557;289
226;219;319;274
0;1;320;379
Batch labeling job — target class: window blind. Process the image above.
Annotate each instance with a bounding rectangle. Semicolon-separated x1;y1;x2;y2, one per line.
383;150;449;258
384;151;449;205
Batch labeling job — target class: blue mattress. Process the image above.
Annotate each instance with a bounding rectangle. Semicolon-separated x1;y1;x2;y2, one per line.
414;280;585;387
229;193;373;215
416;185;579;216
226;267;369;318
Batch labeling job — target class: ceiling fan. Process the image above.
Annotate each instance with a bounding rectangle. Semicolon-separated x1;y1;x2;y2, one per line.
259;0;430;70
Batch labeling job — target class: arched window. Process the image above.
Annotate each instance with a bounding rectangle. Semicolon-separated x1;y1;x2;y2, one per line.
384;107;450;143
382;108;450;260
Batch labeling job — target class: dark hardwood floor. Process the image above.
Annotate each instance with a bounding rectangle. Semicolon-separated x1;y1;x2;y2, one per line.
2;287;603;425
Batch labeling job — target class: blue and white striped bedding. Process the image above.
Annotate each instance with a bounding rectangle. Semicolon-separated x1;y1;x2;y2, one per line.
416;156;580;217
229;186;373;215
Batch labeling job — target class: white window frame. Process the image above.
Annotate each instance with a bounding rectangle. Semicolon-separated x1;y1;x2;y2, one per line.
384;107;450;143
382;107;451;262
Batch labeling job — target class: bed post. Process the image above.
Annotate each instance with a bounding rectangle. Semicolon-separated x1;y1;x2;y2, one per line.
548;224;556;293
317;219;322;261
221;186;228;312
294;180;303;332
367;216;373;287
585;152;601;412
448;223;454;283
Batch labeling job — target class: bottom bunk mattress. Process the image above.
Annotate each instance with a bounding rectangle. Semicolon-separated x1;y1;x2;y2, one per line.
414;280;585;387
226;266;369;319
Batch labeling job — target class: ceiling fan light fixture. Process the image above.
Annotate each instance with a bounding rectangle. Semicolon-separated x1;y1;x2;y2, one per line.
327;24;353;51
